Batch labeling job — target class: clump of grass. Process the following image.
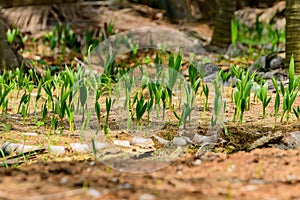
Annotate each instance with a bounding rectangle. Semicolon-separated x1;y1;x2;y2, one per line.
230;66;255;124
280;55;300;122
252;80;271;119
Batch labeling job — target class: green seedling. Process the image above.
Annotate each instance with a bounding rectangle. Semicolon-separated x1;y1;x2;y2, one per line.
95;89;102;125
42;103;48;124
254;16;263;41
168;53;181;90
62;24;80;52
167;52;181;107
231;19;238;46
253;81;272;118
232;68;254;123
271;78;280;127
6;28;27;46
101;21;115;42
84;29;100;55
79;81;88;120
188;64;201;94
54;75;75;134
161;89;167;120
220;70;230;84
18;76;34;119
135;95;148;126
280;55;300;122
211;74;223;126
0;84;13;116
174;82;195;128
202;84;209;112
281;85;298;122
43;29;58;51
130;43;139;58
104;97;114;134
293;106;300;121
146;95;154;125
148;81;163;117
154;52;163;76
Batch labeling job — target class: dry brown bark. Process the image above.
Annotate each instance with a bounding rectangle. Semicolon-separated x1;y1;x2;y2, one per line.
286;0;300;73
0;19;20;70
210;0;237;48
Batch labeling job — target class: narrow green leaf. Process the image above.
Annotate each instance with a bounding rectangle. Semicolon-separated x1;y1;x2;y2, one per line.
289;54;295;92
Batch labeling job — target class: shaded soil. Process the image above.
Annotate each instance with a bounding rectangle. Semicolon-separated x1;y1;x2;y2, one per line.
1;148;300;200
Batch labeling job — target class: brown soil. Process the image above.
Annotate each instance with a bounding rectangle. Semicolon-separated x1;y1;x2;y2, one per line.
1;148;300;200
1;3;300;200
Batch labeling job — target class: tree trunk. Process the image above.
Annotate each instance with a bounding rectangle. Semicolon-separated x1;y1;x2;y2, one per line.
285;0;300;73
210;0;237;48
0;19;20;70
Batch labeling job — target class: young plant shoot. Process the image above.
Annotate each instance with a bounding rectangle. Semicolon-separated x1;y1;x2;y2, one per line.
253;81;271;118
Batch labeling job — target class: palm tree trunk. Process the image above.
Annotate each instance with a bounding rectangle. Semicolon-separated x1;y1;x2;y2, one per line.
0;20;20;70
286;0;300;73
210;0;237;48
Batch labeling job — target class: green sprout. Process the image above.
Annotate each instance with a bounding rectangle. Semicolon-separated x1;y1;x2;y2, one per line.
104;97;114;134
293;106;300;121
135;95;148;126
146;95;154;125
280;55;300;122
232;68;254;124
292;105;300;121
252;81;271;119
211;72;223;126
219;70;230;85
188;64;201;94
173;82;195;128
0;84;13;116
271;78;280;127
167;52;181;107
231;19;238;46
95;89;102;125
6;28;27;45
202;84;209;112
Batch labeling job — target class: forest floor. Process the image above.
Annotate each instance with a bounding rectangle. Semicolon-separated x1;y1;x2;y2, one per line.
1;2;300;200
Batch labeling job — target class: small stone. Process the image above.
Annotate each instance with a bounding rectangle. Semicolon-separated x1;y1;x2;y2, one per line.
192;159;202;166
270;56;284;69
177;171;183;176
1;141;12;155
70;143;89;153
152;135;169;145
87;188;101;198
132;137;154;148
193;134;217;144
172;137;187;146
139;193;156;200
94;142;107;150
60;177;68;184
118;183;131;190
249;179;266;184
242;185;257;192
16;145;39;153
282;131;300;148
113;140;131;147
23;132;38;137
49;146;65;155
111;177;119;183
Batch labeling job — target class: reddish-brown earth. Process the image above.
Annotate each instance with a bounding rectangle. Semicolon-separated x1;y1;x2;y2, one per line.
1;2;300;200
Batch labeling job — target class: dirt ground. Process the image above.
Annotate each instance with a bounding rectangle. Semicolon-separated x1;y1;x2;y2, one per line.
1;2;300;200
1;148;300;200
